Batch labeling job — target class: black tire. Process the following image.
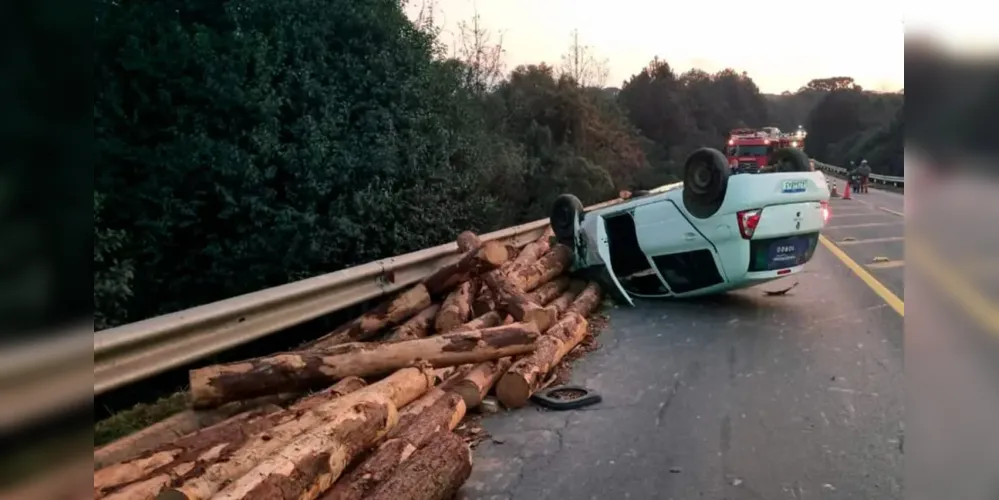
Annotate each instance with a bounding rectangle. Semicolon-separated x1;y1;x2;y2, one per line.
530;385;603;410
771;147;812;172
550;194;584;248
682;147;730;219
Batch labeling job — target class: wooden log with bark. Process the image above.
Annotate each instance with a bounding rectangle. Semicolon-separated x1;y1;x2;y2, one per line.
504;244;574;293
483;272;557;333
471;229;554;316
308;285;433;349
530;276;571;306
495;313;589;409
94;394;296;470
153;367;433;500
321;392;466;500
203;399;398;500
189;324;539;408
447;357;514;408
387;387;445;439
363;431;473;500
566;282;603;317
455;231;481;253
94;377;367;500
421;241;508;296
451;311;503;333
434;280;475;334
382;304;439;343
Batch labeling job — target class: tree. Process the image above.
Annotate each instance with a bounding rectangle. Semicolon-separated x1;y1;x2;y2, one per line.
558;29;609;88
454;9;505;93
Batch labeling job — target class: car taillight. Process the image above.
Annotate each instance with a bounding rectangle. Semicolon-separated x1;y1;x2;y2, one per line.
820;200;830;223
737;209;762;239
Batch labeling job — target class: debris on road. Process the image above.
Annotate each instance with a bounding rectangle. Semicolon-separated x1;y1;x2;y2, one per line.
763;280;799;296
93;227;609;500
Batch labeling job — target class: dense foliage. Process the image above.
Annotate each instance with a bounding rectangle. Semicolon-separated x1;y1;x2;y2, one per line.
94;0;903;328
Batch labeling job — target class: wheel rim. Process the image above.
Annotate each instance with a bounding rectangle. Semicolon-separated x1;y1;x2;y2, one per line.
688;163;714;195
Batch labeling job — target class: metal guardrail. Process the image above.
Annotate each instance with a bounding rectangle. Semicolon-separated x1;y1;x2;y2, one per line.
91;194;648;397
812;161;904;187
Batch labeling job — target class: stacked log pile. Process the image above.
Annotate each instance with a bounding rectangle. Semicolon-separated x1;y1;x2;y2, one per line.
94;227;606;500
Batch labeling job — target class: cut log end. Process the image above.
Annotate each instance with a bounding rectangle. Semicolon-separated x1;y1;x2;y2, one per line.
495;370;533;409
456;231;482;252
479;241;509;267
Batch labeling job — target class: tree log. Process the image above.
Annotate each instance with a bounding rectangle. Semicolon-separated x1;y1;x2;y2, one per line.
530;276;571;306
566;282;603;317
495;313;589;409
204;399;398;500
451;311;503;333
388;387;445;439
421;241;508;296
153;367;433;500
95;379;366;499
455;231;481;253
545;281;586;317
434;280;475;334
94;394;295;470
448;357;513;408
483;272;557;332
470;282;496;317
189;325;539;408
505;244;573;293
321;393;466;500
308;285;433;349
510;227;554;271
383;305;439;343
364;431;472;500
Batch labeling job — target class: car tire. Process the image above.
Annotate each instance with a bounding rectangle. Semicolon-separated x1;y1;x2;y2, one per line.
772;147;812;172
682;147;729;219
551;194;584;247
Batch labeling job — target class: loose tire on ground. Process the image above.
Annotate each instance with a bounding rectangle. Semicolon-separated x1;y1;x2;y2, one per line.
772;147;812;172
551;194;584;248
682;147;730;219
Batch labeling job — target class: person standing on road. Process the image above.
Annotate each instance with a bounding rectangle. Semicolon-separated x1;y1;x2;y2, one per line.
858;160;872;193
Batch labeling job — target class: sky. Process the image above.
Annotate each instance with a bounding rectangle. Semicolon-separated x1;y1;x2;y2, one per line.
405;0;914;94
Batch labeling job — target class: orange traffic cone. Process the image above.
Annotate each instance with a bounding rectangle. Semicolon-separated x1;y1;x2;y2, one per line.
842;180;852;200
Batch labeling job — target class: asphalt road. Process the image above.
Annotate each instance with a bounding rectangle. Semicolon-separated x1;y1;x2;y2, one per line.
460;189;907;500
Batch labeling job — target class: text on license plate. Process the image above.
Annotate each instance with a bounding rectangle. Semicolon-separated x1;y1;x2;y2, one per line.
781;180;807;193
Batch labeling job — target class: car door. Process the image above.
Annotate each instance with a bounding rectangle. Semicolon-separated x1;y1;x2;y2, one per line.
632;200;726;294
591;215;634;306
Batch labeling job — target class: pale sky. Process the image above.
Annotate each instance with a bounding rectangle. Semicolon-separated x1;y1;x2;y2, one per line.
406;0;915;93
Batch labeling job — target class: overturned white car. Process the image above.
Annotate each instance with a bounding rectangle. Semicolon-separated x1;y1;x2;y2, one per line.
550;147;831;305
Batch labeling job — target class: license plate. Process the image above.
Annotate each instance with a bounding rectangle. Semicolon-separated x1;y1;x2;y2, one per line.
781;179;807;193
766;237;806;269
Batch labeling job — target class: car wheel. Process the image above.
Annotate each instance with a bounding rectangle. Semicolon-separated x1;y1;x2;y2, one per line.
682;147;729;219
772;147;812;172
551;194;584;247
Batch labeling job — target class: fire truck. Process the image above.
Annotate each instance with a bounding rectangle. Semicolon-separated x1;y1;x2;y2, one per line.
725;126;807;174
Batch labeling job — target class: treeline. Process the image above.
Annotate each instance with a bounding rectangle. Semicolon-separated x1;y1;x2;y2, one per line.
94;0;902;329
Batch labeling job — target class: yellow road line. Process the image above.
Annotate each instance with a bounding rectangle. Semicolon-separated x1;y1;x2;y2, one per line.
837;236;904;246
909;239;999;338
819;235;904;316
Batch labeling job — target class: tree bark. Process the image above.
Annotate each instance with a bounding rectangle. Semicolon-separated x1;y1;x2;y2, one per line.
154;366;433;500
382;305;439;343
321;392;466;500
189;324;539;408
388;387;445;439
510;227;554;271
95;378;369;500
545;280;587;316
530;276;571;306
204;399;398;500
434;280;475;334
94;394;295;470
308;285;433;349
451;311;503;333
495;313;589;409
471;229;553;316
421;241;508;296
505;244;574;293
566;282;603;317
455;231;481;253
483;272;557;332
448;357;513;409
363;431;472;500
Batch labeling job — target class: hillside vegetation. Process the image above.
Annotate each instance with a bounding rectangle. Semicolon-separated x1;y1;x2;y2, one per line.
94;0;903;329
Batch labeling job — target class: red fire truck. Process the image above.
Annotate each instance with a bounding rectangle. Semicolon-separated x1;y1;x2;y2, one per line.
725;126;807;174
